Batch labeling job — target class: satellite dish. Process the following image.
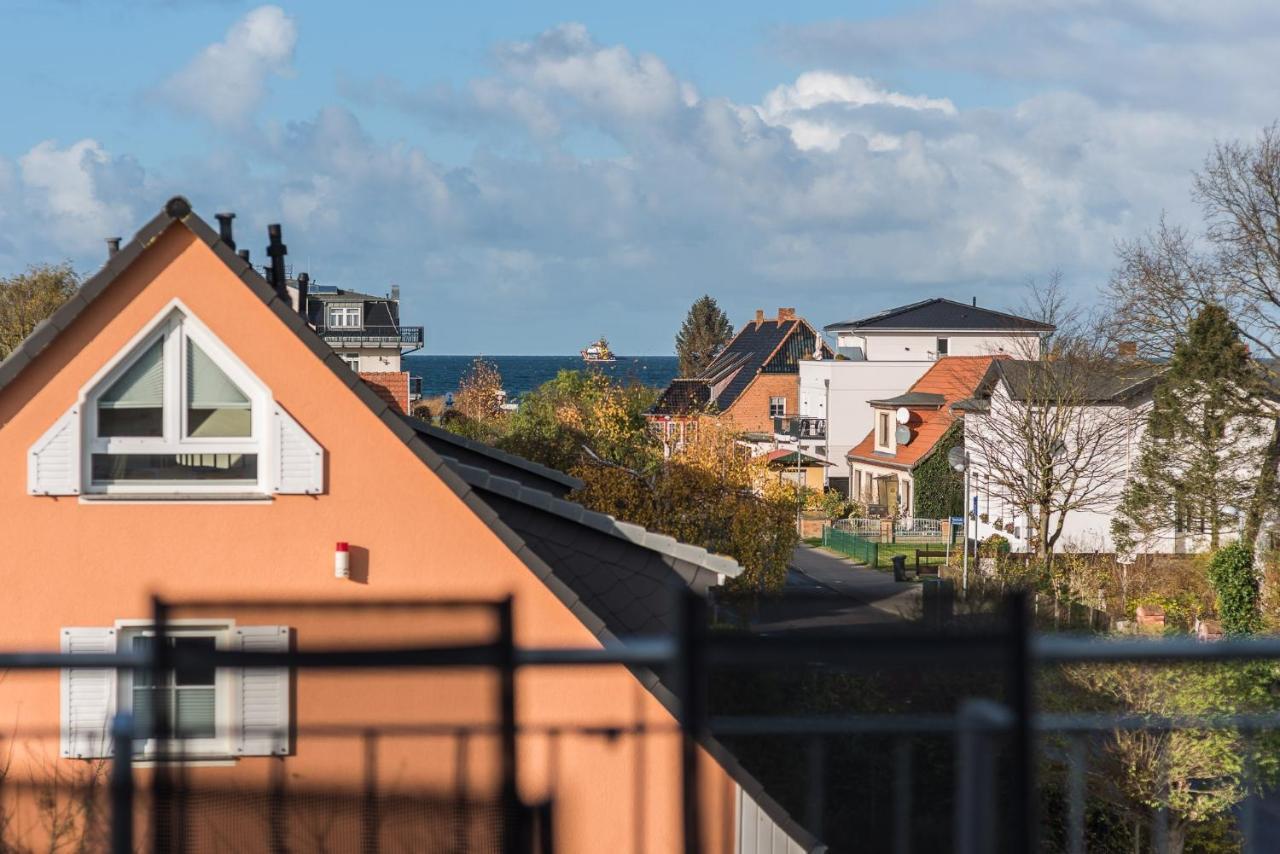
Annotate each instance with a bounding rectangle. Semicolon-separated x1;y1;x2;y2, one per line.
895;407;910;425
947;445;968;472
895;425;912;446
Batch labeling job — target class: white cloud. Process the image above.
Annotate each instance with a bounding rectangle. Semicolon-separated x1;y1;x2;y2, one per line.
13;139;140;255
159;5;296;128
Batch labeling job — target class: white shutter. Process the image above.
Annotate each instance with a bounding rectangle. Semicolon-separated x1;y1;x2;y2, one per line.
273;407;323;494
29;407;80;496
60;627;117;759
236;626;290;756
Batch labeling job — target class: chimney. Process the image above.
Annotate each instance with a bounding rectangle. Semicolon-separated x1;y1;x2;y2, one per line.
215;212;236;251
265;224;288;300
972;296;977;307
296;272;310;319
755;309;765;328
777;307;796;322
1117;341;1138;359
390;284;400;302
105;237;121;258
238;249;251;264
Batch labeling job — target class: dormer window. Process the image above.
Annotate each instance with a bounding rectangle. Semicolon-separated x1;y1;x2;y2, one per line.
86;310;263;492
327;304;362;329
875;411;894;453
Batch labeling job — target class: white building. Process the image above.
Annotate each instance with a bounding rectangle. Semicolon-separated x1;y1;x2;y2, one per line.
797;298;1053;494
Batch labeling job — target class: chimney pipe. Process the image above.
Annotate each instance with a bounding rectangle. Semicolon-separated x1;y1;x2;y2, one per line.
265;224;288;300
972;296;977;307
215;212;236;251
296;272;310;319
390;284;400;302
238;249;251;264
105;237;121;258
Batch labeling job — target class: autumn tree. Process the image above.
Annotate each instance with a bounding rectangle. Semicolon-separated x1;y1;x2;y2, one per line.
499;370;659;472
0;263;80;360
675;295;733;377
442;357;509;442
1113;305;1272;553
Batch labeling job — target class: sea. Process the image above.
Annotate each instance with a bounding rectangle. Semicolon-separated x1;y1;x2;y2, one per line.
403;354;680;400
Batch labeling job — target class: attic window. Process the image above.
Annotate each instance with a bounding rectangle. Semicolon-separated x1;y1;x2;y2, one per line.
27;301;326;499
327;305;362;329
86;311;263;492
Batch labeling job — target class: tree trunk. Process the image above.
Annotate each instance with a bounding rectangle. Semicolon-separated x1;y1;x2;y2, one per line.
1244;416;1280;547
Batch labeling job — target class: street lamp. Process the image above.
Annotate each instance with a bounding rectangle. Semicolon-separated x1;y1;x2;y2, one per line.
947;445;971;594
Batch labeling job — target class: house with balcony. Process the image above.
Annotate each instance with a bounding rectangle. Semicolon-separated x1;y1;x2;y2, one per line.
800;298;1053;494
648;308;831;455
302;283;424;412
846;356;999;516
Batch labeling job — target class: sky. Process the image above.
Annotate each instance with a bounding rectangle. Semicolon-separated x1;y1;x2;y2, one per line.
2;1;1279;354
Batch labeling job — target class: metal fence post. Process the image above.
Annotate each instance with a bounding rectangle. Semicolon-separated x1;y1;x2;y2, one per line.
1007;591;1035;853
954;699;1004;854
678;590;707;854
111;713;134;854
498;597;520;854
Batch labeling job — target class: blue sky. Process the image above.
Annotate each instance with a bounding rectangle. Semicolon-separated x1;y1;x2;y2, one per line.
3;1;1279;353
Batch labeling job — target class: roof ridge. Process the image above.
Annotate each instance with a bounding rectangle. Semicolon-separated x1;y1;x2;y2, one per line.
442;456;744;580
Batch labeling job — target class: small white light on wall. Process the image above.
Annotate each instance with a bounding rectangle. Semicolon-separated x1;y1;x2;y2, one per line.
335;542;350;579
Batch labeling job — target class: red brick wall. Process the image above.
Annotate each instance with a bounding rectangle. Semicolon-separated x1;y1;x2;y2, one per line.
359;371;410;415
724;373;797;433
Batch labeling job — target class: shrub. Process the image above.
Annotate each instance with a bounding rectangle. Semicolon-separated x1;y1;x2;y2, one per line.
1207;542;1262;635
979;534;1010;558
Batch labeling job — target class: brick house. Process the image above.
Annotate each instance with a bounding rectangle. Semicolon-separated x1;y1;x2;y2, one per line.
649;308;831;453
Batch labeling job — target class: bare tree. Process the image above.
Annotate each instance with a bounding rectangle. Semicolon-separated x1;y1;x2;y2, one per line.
1195;122;1280;362
965;355;1149;559
1104;218;1234;361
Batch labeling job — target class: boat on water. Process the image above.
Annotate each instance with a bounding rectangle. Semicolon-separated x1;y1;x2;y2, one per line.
580;337;617;363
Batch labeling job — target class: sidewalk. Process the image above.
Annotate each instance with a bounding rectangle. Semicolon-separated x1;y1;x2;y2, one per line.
744;545;922;633
787;544;922;620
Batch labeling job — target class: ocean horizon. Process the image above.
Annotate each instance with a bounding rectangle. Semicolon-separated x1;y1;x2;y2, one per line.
403;354;680;399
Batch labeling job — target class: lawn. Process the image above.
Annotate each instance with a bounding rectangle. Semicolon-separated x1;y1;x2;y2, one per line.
871;541;951;571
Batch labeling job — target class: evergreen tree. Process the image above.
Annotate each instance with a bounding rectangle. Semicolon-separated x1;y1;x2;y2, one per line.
675;295;733;377
1114;304;1271;552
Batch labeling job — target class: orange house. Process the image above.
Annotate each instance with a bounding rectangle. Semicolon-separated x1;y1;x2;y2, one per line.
0;199;816;852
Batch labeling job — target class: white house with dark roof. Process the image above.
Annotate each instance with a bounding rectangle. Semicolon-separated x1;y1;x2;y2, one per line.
798;299;1053;496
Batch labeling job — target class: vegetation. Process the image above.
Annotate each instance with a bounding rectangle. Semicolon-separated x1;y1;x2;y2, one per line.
1207;542;1262;635
910;422;965;520
437;360;798;592
0;263;79;360
675;294;733;377
1114;305;1271;552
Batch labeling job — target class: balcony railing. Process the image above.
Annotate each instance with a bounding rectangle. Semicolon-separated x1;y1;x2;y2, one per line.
773;416;826;439
409;375;423;401
319;325;424;353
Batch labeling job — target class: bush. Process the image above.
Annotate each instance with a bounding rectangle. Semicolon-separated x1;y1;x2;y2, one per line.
1207;542;1262;635
978;534;1010;558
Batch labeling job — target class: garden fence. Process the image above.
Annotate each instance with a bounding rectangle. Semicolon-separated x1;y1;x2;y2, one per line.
822;524;880;566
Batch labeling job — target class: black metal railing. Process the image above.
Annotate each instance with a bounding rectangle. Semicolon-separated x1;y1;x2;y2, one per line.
11;590;1280;852
772;416;826;439
319;325;424;352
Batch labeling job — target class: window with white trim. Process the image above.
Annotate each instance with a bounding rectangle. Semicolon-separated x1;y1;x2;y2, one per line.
327;305;362;329
86;311;262;493
60;621;290;759
935;337;950;358
876;411;893;452
769;396;786;418
28;303;325;498
339;352;361;371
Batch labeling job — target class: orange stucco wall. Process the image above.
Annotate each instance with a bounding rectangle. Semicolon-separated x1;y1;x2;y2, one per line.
0;225;739;852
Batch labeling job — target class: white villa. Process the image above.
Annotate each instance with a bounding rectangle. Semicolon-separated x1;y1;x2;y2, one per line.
796;298;1053;494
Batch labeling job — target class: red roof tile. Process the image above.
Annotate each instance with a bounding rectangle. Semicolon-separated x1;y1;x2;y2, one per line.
847;356;1001;468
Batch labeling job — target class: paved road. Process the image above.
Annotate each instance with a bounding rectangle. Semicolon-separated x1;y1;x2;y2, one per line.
744;545;922;633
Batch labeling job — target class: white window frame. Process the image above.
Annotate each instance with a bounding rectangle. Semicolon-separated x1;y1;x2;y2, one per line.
115;620;235;758
339;352;361;371
327;304;362;329
935;337;950;358
769;396;787;418
875;411;895;453
80;301;270;496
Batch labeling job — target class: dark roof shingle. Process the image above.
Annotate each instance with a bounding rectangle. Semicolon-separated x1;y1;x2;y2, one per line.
824;298;1055;333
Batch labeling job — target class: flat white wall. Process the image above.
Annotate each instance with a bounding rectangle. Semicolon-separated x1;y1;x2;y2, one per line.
799;360;931;476
836;332;1042;360
334;349;401;373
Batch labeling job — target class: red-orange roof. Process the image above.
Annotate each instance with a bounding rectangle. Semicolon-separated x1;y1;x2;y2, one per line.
847;356;1001;469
